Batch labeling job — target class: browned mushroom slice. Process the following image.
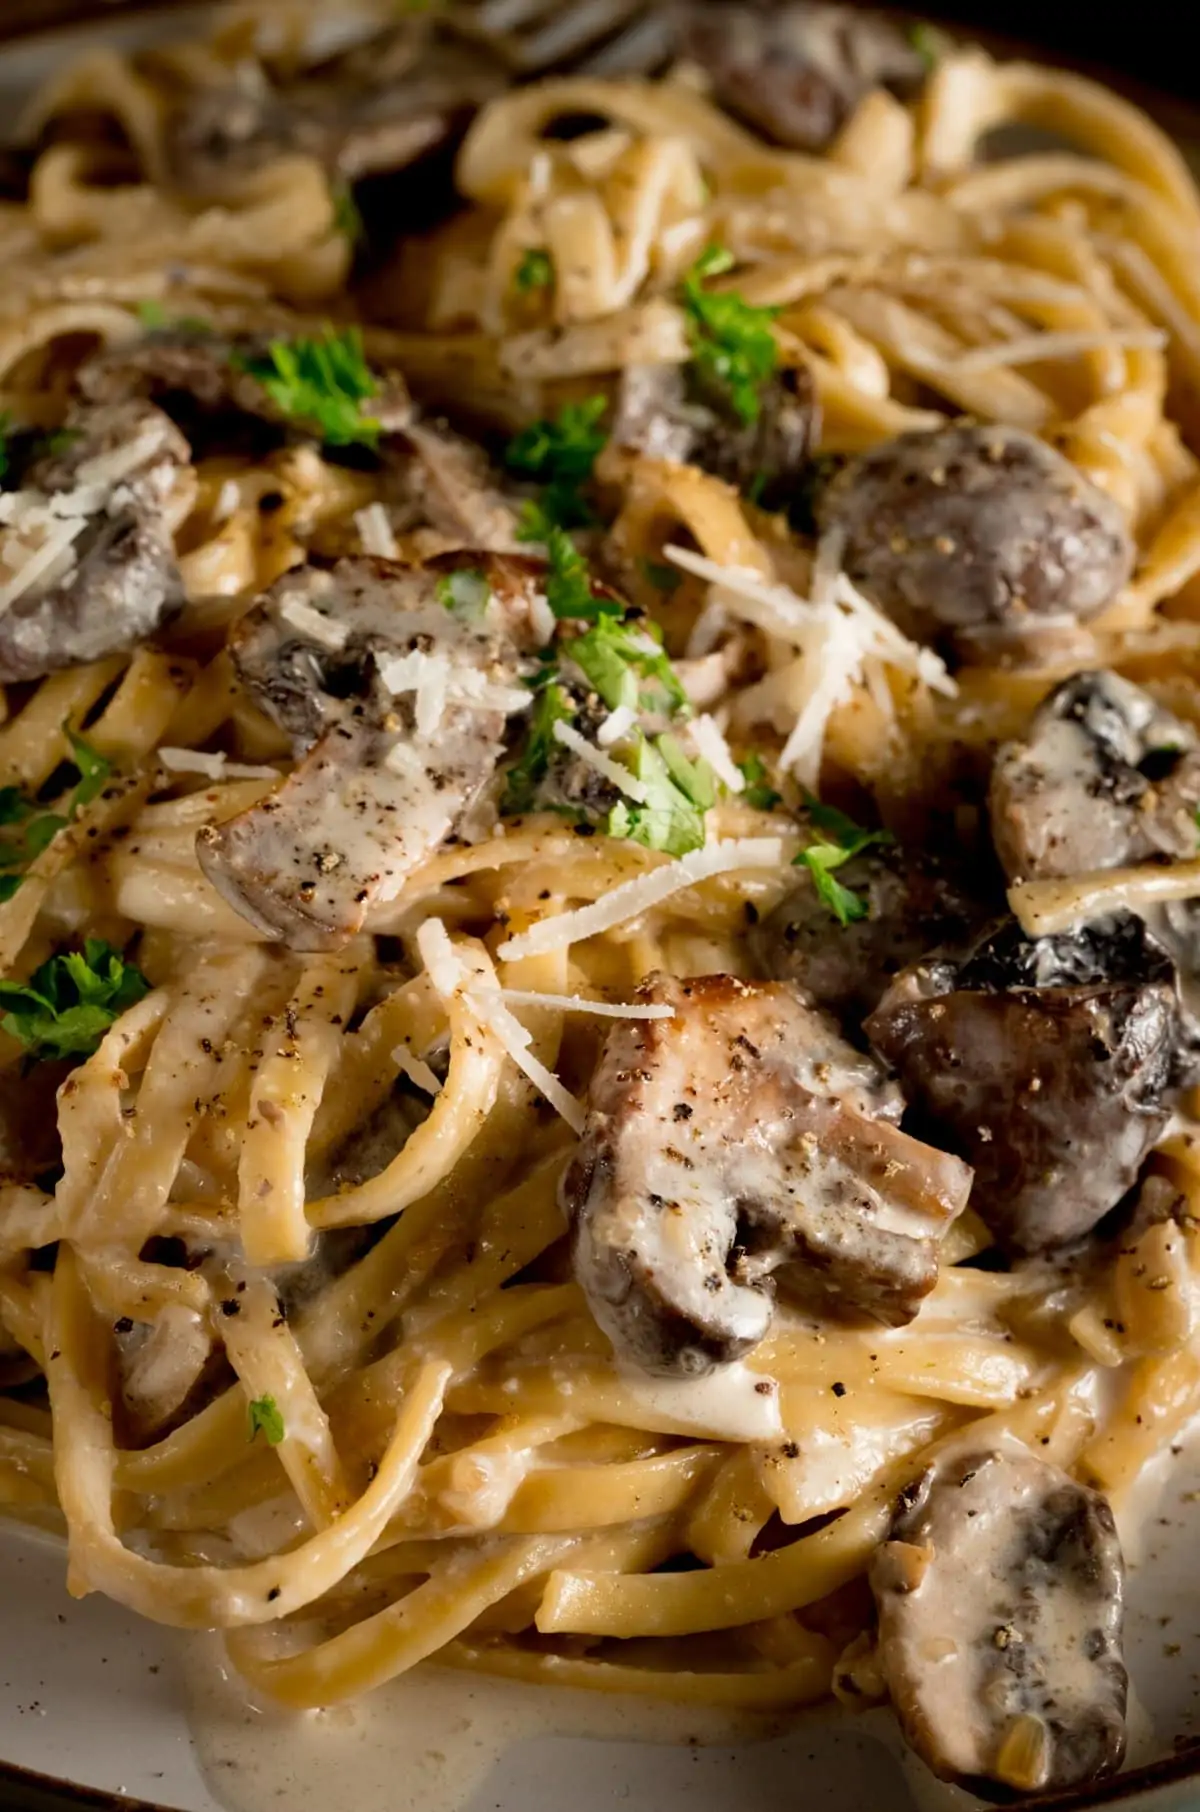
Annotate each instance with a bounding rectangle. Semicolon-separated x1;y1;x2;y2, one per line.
865;913;1186;1255
196;553;544;950
990;669;1200;882
753;843;991;1026
161;30;503;198
562;973;973;1377
386;418;523;552
678;1;928;152
0;399;193;683
871;1439;1127;1796
611;360;819;502
817;424;1134;662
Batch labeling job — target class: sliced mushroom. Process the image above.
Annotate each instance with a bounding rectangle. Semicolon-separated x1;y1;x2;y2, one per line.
161;31;502;198
677;1;927;153
385;418;523;553
197;553;543;949
865;912;1188;1254
611;360;819;501
871;1437;1127;1796
0;399;193;683
817;424;1135;662
753;843;991;1027
562;973;973;1376
990;669;1200;882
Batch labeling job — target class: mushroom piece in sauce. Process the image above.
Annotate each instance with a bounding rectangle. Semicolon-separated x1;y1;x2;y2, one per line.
196;553;544;949
871;1438;1127;1797
562;973;974;1377
677;1;928;153
611;359;819;502
989;669;1200;882
817;424;1135;662
0;399;194;683
753;843;991;1027
865;912;1190;1255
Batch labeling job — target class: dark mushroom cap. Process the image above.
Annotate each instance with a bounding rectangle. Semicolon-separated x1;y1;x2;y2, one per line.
865;913;1186;1254
563;972;973;1376
990;669;1200;882
611;360;820;501
678;1;927;153
817;424;1135;661
871;1439;1127;1797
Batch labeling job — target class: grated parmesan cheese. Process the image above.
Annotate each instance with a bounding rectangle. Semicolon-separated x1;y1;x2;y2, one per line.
496;836;785;962
158;747;281;781
355;502;400;560
552;719;647;802
74;424;167;488
213;478;242;523
688;714;743;794
392;1042;443;1096
279;596;350;650
664;541;955;784
490;987;674;1020
0;505;88;615
377;648;530;731
415;919;585;1131
529;591;556;647
596;704;636;748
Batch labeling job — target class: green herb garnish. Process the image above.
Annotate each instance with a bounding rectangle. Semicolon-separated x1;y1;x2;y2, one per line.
680;245;780;427
235;328;381;449
331;181;365;246
0;939;150;1062
906;20;946;70
607;732;714;857
739;754;782;811
0;728;112;903
502;681;576;814
638;558;681;594
793;792;893;926
435;567;491;617
506;397;608;532
569;614;690;718
248;1395;286;1445
528;525;618;623
515;247;554;294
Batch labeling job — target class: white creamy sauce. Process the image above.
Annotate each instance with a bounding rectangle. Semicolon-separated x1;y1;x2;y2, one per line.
616;1358;784;1442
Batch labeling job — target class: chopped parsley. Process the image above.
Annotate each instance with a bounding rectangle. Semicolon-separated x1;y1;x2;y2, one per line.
234;328;381;449
502;681;576;814
248;1395;286;1445
638;558;682;594
569;614;689;718
134;299;211;336
0;728;112;903
436;567;491;617
608;732;715;857
506;397;608;532
0;939;150;1062
331;180;365;246
906;20;946;70
515;247;554;294
739;754;782;811
535;525;620;622
680;245;780;427
793;792;893;926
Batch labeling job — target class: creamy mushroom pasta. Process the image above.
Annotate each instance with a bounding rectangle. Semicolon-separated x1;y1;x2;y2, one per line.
6;1;1200;1799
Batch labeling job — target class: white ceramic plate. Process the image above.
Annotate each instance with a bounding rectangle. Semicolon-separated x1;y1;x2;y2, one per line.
5;12;1200;1812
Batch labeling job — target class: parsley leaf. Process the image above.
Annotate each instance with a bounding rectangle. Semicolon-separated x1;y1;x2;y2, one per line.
607;733;713;857
506;397;608;531
0;728;111;901
515;247;554;294
234;328;381;449
533;526;619;623
793;791;893;926
638;558;681;594
0;939;150;1062
135;298;169;329
502;681;576;814
738;754;782;811
906;20;946;70
680;246;780;427
331;180;365;246
248;1395;286;1445
570;615;690;718
436;568;491;618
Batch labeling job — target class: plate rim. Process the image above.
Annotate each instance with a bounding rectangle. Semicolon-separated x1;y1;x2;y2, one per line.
3;6;1200;1812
